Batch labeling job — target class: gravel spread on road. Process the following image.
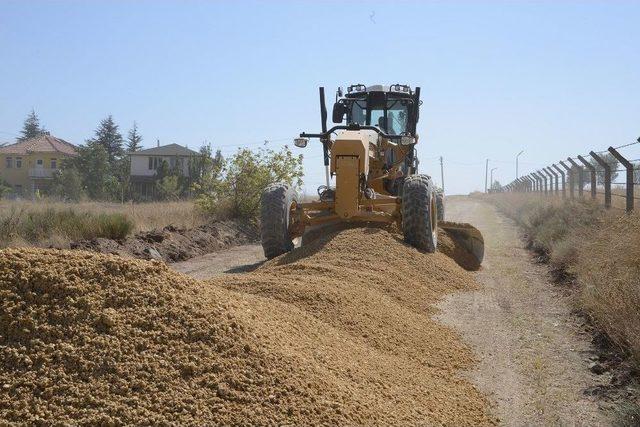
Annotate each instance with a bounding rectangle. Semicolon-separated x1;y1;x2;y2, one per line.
0;227;494;425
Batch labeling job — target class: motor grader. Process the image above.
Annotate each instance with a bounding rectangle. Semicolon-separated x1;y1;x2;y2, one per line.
260;84;484;266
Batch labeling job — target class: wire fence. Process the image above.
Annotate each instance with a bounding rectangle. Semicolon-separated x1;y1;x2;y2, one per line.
502;137;640;213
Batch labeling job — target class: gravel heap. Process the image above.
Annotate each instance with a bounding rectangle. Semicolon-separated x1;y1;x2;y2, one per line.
0;227;494;425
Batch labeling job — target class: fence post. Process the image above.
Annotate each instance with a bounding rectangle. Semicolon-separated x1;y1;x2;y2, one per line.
590;151;611;209
552;164;566;198
524;176;532;192
537;171;548;195
527;174;535;192
542;168;553;195
577;155;596;200
559;161;574;199
608;147;634;213
531;173;540;192
567;158;584;198
545;167;558;195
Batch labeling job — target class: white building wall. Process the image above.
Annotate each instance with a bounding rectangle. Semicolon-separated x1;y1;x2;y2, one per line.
130;155;192;177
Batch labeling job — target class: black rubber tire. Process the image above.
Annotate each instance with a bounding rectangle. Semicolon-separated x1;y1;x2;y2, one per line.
402;174;438;252
260;183;299;259
436;191;445;221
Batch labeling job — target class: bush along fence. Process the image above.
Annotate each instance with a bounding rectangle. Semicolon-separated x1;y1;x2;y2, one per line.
502;137;640;213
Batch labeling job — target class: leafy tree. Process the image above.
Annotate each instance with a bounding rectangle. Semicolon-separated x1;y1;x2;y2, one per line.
50;167;85;201
89;115;124;164
18;109;46;141
190;145;224;193
67;141;113;200
490;180;502;191
0;179;12;199
196;146;303;219
126;121;143;152
156;175;181;201
590;153;619;185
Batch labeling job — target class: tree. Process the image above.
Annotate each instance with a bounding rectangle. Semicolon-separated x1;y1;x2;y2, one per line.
490;180;502;191
590;153;619;185
50;167;85;201
190;144;224;189
90;115;124;164
196;146;303;219
126;122;143;153
18;109;46;141
156;175;181;201
0;179;12;199
67;141;113;200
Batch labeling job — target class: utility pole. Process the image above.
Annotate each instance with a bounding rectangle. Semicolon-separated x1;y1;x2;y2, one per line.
490;167;498;192
516;150;524;179
439;156;445;193
484;159;489;193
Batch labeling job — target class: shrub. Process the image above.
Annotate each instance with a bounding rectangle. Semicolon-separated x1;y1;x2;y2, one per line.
195;146;303;220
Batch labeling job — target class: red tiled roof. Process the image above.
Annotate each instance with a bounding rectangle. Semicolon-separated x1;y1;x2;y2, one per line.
0;135;77;156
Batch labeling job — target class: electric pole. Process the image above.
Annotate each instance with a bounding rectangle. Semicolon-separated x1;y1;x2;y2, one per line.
484;159;489;193
516;150;524;179
490;167;498;192
439;156;444;193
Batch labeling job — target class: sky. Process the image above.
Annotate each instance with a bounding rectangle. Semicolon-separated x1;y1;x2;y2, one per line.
1;0;639;195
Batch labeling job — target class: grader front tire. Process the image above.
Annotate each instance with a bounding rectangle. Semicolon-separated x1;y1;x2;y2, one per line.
260;184;299;259
402;175;438;253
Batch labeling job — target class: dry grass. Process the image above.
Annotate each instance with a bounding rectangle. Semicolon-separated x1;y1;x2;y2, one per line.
490;193;640;367
0;200;207;248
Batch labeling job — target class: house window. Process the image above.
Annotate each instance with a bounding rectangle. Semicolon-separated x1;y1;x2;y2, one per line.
36;159;43;166
148;157;161;170
5;157;12;168
50;158;57;169
16;157;22;168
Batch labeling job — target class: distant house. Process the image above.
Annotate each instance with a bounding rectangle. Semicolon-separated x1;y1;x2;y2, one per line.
0;134;77;196
129;143;199;198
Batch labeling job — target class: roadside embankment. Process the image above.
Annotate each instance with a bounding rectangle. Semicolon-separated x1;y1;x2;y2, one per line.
488;193;640;416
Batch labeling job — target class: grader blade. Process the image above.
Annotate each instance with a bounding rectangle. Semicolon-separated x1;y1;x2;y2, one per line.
439;221;485;269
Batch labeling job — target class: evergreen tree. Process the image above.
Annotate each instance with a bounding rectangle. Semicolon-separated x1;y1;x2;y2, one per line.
18;109;46;141
126;121;143;152
69;141;113;200
90;115;124;164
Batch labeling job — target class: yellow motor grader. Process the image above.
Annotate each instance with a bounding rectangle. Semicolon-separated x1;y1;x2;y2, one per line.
260;84;483;266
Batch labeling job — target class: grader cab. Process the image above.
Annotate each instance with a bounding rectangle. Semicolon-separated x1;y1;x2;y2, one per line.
260;84;484;267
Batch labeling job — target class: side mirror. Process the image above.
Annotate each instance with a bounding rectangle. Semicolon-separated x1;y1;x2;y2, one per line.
294;138;308;148
332;102;346;123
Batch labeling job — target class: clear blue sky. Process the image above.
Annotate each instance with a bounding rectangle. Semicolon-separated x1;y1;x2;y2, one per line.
1;1;638;194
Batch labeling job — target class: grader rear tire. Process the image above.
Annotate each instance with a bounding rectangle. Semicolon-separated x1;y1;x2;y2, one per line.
402;175;438;252
260;183;299;259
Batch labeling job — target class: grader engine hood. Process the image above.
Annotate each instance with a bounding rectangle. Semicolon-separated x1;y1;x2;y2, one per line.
330;130;377;219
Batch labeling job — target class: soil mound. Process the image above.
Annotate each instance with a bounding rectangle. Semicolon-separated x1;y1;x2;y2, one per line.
211;227;495;425
0;227;494;425
71;220;258;263
0;250;304;425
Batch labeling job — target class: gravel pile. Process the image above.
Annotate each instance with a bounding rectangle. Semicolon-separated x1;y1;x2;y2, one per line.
0;227;494;425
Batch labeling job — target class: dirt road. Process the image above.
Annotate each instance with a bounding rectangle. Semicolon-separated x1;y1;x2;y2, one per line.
172;196;610;425
440;196;608;426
